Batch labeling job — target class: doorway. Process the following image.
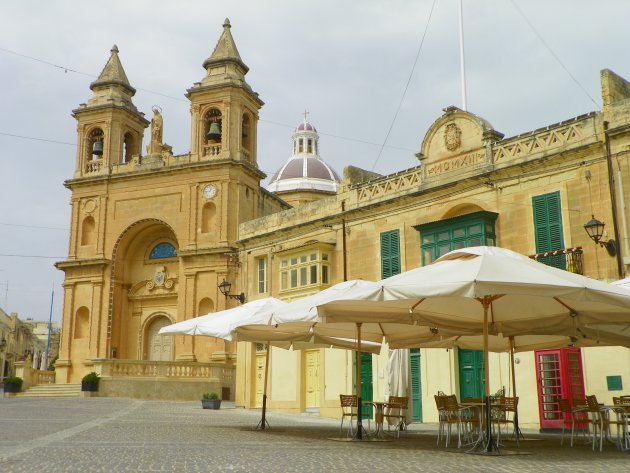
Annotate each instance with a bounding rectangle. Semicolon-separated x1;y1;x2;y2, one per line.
458;349;484;400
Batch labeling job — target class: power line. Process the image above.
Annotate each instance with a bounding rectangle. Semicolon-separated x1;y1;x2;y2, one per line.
0;131;75;147
0;222;69;231
0;46;416;154
0;253;64;260
510;0;599;108
371;0;437;171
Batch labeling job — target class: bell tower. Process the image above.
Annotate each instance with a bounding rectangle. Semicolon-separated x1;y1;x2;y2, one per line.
186;18;263;166
72;45;148;178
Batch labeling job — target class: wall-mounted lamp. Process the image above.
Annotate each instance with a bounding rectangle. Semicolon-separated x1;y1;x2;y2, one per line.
218;279;246;304
583;215;617;257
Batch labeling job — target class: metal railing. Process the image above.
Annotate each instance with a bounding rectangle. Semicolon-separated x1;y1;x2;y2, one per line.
529;247;583;275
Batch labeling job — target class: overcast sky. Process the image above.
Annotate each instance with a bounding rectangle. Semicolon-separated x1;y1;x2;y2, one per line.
1;0;628;324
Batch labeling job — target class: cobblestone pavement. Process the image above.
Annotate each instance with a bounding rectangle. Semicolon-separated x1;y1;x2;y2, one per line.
1;397;628;472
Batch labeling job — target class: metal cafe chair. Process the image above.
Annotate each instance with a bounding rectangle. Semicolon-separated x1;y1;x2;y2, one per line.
339;394;371;437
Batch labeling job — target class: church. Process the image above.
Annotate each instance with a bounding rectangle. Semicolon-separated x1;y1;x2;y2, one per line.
55;19;630;430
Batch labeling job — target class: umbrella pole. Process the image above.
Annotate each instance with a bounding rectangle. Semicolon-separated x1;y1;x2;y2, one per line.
255;343;271;430
355;322;364;440
509;336;524;442
482;299;499;453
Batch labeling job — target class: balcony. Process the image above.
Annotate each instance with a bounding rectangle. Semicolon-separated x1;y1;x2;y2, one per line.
529;247;583;275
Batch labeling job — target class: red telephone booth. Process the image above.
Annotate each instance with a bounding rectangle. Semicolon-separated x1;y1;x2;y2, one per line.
535;348;586;430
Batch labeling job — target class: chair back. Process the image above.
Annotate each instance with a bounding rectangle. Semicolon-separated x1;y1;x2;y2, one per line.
585;395;600;413
500;396;518;412
558;398;572;414
434;394;446;411
340;394;357;408
443;395;460;411
388;396;408;409
572;397;587;409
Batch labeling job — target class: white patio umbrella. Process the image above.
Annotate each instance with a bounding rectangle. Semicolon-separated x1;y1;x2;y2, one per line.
317;246;630;451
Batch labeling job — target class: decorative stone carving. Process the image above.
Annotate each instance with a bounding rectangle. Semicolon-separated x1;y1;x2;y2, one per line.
444;123;462;151
146;266;176;291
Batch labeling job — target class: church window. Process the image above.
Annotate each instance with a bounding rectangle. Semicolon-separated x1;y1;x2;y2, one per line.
81;216;95;246
307;139;313;153
149;242;177;259
298;139;304;153
86;128;104;173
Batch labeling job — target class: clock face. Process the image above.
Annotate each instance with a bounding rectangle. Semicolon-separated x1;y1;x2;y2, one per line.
203;184;217;200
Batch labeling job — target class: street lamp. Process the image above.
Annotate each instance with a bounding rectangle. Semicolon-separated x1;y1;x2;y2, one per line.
584;215;617;257
218;279;245;304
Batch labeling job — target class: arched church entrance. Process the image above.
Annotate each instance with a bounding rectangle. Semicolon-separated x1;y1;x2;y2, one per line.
146;315;174;361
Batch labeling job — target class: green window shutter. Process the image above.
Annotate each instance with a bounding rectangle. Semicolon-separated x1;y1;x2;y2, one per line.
410;349;422;422
532;192;565;269
380;230;401;279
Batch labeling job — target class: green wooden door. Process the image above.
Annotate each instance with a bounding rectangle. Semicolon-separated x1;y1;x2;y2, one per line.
458;349;484;400
360;352;373;417
410;349;422;422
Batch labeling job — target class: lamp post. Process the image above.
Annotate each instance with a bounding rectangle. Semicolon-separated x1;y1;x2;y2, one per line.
584;215;618;257
218;279;245;304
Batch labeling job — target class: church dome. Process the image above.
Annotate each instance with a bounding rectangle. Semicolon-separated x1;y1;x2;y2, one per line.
267;116;340;194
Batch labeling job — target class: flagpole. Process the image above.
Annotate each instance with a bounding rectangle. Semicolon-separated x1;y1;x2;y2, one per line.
44;287;54;371
458;0;468;111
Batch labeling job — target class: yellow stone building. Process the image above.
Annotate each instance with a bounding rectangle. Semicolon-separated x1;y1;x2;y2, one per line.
55;19;630;429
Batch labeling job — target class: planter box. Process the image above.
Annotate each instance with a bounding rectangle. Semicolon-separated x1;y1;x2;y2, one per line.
81;381;99;392
3;383;21;393
201;399;221;410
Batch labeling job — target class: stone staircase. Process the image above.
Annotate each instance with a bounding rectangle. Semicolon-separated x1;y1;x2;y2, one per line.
15;384;82;398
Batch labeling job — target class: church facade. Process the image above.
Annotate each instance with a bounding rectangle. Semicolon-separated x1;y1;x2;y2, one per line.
55;20;630;429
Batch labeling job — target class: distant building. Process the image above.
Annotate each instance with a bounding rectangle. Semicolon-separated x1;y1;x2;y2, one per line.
0;309;46;380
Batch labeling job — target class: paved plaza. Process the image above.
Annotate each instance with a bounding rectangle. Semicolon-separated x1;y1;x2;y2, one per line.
0;396;628;472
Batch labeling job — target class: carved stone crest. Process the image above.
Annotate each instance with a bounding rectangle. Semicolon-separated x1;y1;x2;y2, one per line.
147;266;175;291
444;123;462;151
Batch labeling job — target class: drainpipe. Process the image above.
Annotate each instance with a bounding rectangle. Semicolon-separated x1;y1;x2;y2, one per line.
616;168;630;260
603;121;625;279
341;201;348;282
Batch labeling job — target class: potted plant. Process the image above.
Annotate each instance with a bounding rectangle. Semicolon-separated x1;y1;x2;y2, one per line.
201;392;221;409
81;372;100;392
4;376;23;393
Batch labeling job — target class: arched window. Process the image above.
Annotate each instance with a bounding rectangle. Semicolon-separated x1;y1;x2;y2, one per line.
74;307;89;339
149;242;177;259
201;202;216;234
81;216;95;246
204;108;222;143
123;132;136;163
86;128;104;172
242;113;252;154
198;297;214;316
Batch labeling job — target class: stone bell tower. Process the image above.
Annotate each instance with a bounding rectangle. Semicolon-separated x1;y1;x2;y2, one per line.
186;18;263;167
72;45;149;178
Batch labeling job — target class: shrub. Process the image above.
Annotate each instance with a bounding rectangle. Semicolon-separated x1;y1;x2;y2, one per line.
5;376;23;389
81;372;100;385
202;392;219;400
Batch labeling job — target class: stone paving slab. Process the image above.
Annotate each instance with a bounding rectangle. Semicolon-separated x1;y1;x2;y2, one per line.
0;397;628;472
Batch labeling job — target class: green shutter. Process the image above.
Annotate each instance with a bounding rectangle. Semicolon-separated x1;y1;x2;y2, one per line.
532;192;565;269
380;230;401;279
410;349;422;422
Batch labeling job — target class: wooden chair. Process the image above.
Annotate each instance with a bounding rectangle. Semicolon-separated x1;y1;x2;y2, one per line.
384;396;409;438
339;394;371;437
558;398;578;446
496;396;519;446
339;394;358;436
441;395;471;448
434;394;448;446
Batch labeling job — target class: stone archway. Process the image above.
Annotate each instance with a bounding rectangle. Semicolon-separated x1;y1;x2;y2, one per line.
145;315;173;361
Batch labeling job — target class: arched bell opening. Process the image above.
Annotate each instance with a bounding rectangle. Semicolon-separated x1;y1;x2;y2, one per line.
122;131;137;163
85;128;105;172
241;113;252;155
204;108;222;144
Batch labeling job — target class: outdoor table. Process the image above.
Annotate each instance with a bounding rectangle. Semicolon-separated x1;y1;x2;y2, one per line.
363;401;387;439
459;400;509;454
597;405;629;451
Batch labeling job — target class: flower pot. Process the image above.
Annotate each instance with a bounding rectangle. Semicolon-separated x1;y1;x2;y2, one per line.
81;381;99;392
202;399;221;410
